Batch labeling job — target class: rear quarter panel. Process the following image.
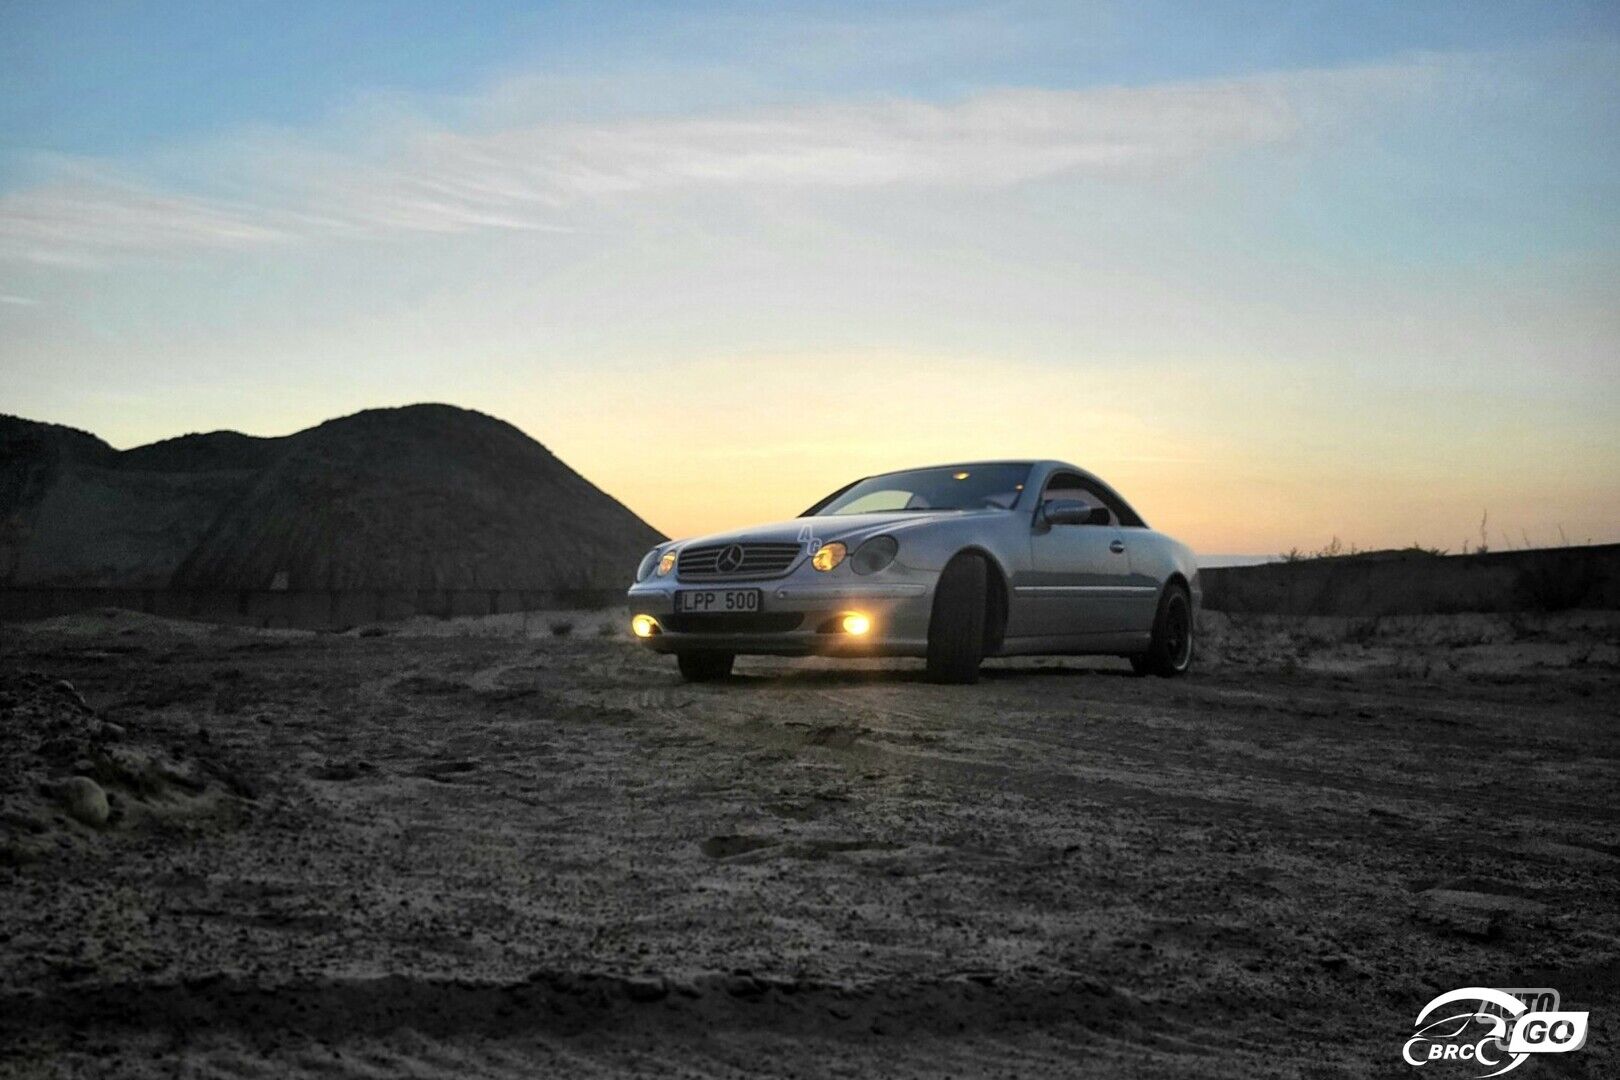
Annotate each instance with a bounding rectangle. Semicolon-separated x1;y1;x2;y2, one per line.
1125;530;1201;606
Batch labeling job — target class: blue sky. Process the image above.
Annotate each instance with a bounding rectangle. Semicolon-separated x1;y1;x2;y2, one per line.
2;2;1617;550
4;3;1616;160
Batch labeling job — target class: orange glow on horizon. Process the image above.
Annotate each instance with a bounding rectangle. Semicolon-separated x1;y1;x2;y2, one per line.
508;352;1618;557
70;350;1619;559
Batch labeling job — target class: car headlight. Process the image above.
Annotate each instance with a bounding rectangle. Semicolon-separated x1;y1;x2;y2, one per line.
811;542;846;572
850;536;898;575
635;549;662;582
657;550;678;576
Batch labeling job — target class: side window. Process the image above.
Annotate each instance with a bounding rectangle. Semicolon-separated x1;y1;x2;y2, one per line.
1084;484;1135;526
1040;473;1116;525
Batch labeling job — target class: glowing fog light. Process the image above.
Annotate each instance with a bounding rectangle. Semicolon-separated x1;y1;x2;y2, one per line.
657;551;677;576
841;612;871;636
631;614;659;638
811;542;847;572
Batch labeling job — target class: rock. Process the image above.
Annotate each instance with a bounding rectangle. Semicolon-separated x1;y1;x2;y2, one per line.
724;973;766;998
701;834;778;859
58;776;110;828
53;680;91;711
310;759;375;782
1415;888;1542;940
623;976;668;1003
0;838;45;866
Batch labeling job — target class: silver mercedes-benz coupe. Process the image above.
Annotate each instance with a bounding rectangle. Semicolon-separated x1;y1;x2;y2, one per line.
626;460;1199;684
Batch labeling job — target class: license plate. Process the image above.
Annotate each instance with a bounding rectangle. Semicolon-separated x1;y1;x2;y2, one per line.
675;588;761;614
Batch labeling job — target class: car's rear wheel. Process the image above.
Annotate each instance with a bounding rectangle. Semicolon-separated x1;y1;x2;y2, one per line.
1131;583;1193;677
676;651;734;682
926;553;987;684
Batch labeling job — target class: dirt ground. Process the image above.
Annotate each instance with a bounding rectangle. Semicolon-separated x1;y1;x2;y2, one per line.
1;608;1616;1078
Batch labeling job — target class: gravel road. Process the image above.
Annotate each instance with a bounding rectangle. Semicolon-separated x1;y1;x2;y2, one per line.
2;610;1616;1077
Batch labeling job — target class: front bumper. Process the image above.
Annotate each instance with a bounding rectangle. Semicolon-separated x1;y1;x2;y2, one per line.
625;577;937;657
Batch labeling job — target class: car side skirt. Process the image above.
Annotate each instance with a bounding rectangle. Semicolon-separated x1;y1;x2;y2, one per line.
993;631;1153;657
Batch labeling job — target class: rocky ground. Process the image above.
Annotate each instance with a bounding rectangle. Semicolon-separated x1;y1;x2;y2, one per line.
1;608;1616;1078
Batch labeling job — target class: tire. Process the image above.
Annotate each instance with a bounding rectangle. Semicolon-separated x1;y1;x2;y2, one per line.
676;651;734;682
1132;583;1193;677
926;554;988;684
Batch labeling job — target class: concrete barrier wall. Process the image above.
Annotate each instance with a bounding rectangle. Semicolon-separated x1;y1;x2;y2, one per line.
0;587;625;630
1201;544;1620;616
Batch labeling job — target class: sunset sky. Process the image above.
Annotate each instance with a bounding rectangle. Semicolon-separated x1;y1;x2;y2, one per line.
3;2;1617;554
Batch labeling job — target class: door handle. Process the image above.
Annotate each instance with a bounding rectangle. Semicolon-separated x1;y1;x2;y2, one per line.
1109;539;1125;554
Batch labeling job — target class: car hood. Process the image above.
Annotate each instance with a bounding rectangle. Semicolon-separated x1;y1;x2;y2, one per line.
665;509;1006;551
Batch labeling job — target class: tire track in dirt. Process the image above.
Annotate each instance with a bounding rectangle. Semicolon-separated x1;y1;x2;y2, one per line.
628;676;1315;831
0;968;1179;1045
808;668;1612;825
624;669;1610;858
2;963;1321;1080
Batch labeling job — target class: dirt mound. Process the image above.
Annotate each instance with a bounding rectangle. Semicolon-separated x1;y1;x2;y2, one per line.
117;429;286;473
0;671;252;864
0;405;663;591
11;606;246;638
0;415;117;581
1202;543;1620;616
0;967;1133;1044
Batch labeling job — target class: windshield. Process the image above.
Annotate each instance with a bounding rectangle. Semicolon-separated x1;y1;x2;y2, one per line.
811;464;1032;516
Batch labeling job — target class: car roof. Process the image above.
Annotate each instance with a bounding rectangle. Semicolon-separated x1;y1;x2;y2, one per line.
801;459;1146;525
862;459;1081;479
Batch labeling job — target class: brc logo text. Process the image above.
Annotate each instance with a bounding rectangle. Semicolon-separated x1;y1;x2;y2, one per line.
1404;987;1588;1077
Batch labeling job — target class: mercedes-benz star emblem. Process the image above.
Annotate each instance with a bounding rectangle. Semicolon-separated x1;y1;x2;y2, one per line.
716;544;745;573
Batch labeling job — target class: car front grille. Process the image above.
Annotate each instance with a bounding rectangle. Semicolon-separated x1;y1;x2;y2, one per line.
677;542;802;581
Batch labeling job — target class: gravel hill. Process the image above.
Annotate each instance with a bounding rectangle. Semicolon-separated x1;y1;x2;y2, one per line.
0;405;662;591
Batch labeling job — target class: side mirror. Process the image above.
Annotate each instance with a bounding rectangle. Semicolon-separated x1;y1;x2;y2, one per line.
1043;498;1110;526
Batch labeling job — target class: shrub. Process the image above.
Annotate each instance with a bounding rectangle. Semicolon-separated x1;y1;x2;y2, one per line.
1514;558;1599;612
1278;536;1359;562
1343;616;1383;644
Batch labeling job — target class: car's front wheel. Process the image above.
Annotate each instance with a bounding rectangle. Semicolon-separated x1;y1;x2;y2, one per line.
1131;582;1193;677
676;651;734;682
926;553;987;684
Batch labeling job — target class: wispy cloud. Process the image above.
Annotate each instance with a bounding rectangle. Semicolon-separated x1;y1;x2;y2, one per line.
0;293;40;305
0;178;291;265
0;61;1438;265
